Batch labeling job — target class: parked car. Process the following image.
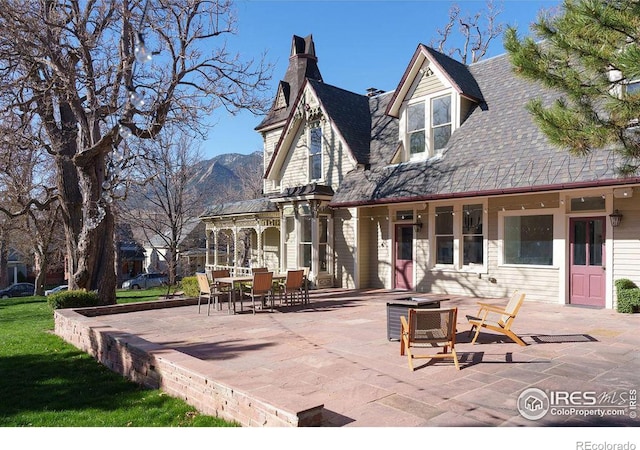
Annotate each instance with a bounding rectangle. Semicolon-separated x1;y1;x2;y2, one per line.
121;273;168;290
0;282;35;298
45;285;68;296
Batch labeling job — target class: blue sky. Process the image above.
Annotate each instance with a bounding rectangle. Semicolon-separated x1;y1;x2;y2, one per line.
200;0;561;160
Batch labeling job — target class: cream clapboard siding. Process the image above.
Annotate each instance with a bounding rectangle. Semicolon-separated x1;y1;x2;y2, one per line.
334;208;357;288
358;207;391;288
611;189;640;306
262;228;280;271
279;120;356;191
415;193;560;302
408;66;446;100
263;128;283;195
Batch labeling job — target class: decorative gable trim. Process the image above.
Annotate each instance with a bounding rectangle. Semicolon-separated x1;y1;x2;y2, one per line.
265;80;359;181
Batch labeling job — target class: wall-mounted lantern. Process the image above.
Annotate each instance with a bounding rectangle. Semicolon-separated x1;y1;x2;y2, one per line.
609;209;623;228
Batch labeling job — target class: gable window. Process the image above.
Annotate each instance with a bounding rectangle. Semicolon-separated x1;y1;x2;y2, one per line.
309;124;322;181
432;95;452;155
408;101;426;156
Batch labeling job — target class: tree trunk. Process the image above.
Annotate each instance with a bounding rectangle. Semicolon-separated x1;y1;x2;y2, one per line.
33;249;48;296
0;229;8;288
57;144;117;305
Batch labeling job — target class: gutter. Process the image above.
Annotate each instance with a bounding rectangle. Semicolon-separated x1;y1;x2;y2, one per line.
328;177;640;208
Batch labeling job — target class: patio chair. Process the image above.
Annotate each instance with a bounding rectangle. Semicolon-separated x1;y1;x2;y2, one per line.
197;272;221;315
242;271;274;314
276;269;305;306
466;290;526;346
210;269;232;312
400;307;460;371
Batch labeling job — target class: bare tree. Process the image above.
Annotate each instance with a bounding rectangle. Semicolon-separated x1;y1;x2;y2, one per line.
431;0;504;64
119;127;202;286
0;0;271;304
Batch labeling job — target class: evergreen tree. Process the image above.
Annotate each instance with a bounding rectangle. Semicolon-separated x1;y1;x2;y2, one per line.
504;0;640;175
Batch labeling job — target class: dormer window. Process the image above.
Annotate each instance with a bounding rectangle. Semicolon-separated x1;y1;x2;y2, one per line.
408;101;426;157
406;93;452;160
432;95;452;155
309;123;322;181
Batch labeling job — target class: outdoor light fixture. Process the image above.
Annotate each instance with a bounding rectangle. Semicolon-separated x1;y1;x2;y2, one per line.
609;210;623;228
412;222;423;232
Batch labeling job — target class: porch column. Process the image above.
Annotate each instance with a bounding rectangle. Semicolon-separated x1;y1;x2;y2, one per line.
205;228;211;266
256;219;263;267
213;229;218;267
233;222;240;270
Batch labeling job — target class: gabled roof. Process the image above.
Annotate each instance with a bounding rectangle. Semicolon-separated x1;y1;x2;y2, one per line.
264;79;371;179
308;79;371;165
386;44;484;117
330;53;637;207
200;197;278;219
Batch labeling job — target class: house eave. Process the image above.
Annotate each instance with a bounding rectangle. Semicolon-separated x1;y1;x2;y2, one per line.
329;177;640;208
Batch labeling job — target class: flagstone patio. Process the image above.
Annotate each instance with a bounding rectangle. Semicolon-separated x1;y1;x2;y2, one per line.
53;288;640;427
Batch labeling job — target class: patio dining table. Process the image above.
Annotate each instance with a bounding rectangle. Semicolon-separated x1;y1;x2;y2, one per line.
215;273;288;314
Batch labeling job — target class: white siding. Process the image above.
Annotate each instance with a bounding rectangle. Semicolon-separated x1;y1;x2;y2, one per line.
611;189;640;307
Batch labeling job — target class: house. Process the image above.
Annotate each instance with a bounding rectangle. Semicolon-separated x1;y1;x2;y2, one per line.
141;219;211;278
200;34;640;309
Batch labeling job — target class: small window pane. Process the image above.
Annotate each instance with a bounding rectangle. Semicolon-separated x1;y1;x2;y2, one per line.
463;235;483;264
570;196;605;211
432;95;451;126
319;216;328;243
436;236;454;264
396;210;413;221
409;131;425;155
435;206;453;234
301;216;312;242
433;125;451;151
408;102;425;132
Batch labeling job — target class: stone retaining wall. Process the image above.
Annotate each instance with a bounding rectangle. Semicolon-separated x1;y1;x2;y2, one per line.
53;300;323;427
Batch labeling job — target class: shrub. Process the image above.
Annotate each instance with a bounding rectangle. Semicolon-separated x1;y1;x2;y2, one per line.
180;276;199;298
614;279;640;314
48;290;100;310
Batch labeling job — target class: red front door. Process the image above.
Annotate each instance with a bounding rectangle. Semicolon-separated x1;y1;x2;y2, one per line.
569;217;606;307
394;225;414;290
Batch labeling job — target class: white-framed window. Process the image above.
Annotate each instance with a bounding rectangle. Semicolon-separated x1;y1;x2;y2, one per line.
309;124;322;181
435;205;454;265
405;93;452;160
431;201;487;269
407;101;426;157
503;214;554;266
462;204;483;265
300;216;312;269
318;215;328;272
431;95;452;156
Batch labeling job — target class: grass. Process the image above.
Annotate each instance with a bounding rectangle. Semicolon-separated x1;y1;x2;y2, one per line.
0;292;238;427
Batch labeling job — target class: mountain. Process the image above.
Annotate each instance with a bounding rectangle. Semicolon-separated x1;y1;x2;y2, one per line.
188;151;264;208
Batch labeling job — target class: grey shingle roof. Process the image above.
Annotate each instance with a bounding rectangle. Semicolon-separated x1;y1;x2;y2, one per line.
200;197;278;218
308;79;371;165
424;45;484;102
330;53;631;207
256;35;322;131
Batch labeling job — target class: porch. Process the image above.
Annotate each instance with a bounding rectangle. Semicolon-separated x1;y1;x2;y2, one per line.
54;288;640;427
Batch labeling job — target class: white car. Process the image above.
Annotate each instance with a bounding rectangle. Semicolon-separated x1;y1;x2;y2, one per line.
45;285;68;296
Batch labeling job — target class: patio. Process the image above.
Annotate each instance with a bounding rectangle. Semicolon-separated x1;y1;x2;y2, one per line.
54;288;640;427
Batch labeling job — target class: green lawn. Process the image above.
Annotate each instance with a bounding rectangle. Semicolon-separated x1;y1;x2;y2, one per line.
0;292;238;427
